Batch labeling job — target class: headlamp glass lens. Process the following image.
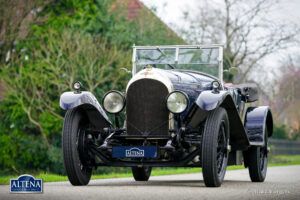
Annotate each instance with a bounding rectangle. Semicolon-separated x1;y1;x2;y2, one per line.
167;92;188;114
73;82;81;90
103;91;125;113
212;81;220;89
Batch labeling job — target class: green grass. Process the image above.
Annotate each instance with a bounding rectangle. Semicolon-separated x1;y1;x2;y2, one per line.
269;154;300;165
1;154;300;185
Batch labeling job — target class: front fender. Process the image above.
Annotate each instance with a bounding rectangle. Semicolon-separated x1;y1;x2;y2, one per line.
185;90;250;150
60;91;112;127
195;90;231;111
244;106;273;146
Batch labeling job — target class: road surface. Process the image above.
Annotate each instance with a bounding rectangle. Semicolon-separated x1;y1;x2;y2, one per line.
1;165;300;200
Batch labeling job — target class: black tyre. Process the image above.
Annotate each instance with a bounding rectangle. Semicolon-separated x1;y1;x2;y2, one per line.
131;167;152;181
62;108;92;185
202;107;229;187
244;128;268;182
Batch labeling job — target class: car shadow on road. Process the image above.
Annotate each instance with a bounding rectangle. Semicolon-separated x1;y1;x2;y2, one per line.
88;179;251;188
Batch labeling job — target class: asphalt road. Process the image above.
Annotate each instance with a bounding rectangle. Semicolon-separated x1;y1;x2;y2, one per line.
1;165;300;200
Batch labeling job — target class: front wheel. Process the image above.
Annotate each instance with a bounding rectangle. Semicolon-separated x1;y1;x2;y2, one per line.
132;167;152;181
202;107;229;187
62;108;92;185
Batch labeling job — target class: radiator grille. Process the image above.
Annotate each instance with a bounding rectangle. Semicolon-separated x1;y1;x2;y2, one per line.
126;79;169;137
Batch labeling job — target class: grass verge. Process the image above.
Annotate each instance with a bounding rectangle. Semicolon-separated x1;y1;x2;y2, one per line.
1;154;300;185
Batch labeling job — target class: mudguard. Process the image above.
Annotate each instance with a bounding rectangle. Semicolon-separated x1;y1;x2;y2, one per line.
60;91;112;128
244;106;273;146
185;90;250;151
195;90;232;111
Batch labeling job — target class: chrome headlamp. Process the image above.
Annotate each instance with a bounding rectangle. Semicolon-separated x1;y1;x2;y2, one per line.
102;91;125;114
73;81;82;93
212;81;220;93
166;91;189;114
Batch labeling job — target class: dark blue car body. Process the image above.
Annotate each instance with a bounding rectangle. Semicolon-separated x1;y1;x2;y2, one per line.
60;45;274;187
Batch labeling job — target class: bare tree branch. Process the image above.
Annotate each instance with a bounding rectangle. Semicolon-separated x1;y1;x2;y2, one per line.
178;0;300;84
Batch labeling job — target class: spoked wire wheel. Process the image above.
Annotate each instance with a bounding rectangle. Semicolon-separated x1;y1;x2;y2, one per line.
62;108;93;185
216;121;228;178
202;107;229;187
76;126;93;175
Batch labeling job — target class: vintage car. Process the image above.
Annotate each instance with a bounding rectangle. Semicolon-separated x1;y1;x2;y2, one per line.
59;45;273;187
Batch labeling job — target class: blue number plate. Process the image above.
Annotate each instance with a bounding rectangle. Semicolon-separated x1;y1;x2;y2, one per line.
112;146;157;158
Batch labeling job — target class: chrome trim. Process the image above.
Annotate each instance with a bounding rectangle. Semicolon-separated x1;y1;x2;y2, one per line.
218;46;224;87
133;44;224;49
132;46;136;76
102;90;126;114
175;47;179;62
166;90;189;114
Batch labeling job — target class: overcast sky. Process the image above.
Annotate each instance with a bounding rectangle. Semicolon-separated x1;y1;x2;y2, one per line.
140;0;300;83
141;0;300;26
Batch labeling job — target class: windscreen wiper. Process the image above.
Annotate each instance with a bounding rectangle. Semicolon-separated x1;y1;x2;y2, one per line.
156;47;176;69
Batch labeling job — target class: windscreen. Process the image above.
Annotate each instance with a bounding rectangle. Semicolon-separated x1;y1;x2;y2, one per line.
135;47;220;78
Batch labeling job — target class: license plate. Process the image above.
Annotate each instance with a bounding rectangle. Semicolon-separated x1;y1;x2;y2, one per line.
112;146;157;158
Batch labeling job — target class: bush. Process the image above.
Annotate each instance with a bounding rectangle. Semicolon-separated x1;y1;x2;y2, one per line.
0;0;183;174
273;124;288;139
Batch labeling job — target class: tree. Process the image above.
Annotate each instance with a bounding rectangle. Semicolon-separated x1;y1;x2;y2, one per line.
178;0;299;82
0;0;184;173
0;0;44;64
271;57;300;139
0;29;131;173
